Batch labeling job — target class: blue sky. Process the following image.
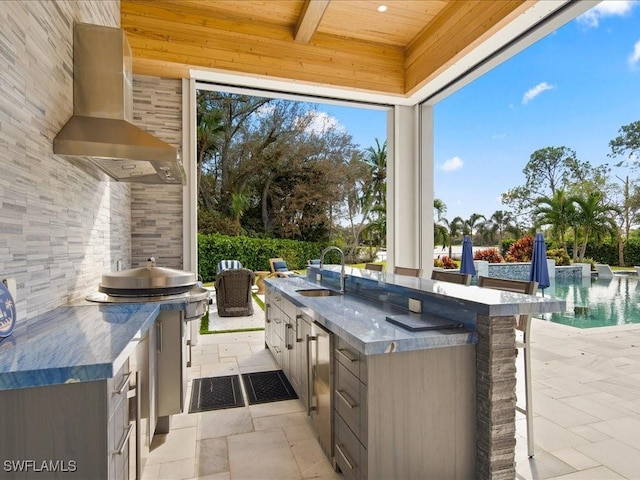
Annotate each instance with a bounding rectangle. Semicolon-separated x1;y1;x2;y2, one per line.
313;1;640;223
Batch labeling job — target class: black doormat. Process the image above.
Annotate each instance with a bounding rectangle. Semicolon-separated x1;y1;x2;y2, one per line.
241;370;298;405
189;375;245;413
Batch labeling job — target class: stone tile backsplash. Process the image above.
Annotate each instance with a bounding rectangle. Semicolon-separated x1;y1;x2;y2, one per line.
0;1;185;322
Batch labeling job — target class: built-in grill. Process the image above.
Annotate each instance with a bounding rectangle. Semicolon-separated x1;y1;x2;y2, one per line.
86;258;210;319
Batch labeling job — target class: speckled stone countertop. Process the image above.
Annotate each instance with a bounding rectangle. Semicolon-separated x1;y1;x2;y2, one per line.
0;297;200;391
266;266;565;355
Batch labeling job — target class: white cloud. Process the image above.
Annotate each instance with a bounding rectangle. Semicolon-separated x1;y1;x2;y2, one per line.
522;82;555;105
629;39;640;67
577;0;635;28
440;156;463;172
304;111;345;135
492;133;507;140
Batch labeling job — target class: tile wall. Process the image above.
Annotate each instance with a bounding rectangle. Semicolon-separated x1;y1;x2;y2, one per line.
0;1;185;322
131;75;184;269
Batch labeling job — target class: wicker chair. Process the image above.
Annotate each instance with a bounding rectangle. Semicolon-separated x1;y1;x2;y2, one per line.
215;268;255;317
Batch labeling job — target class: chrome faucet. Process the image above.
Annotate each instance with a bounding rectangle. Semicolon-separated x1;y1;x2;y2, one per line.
320;246;346;294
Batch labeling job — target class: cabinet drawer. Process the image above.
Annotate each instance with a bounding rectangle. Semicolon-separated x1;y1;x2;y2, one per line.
335;361;361;438
335;336;367;383
108;360;131;417
335;415;363;480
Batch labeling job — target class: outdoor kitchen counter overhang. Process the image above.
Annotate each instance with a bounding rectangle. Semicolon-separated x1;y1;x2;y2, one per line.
267;266;565;356
0;300;194;391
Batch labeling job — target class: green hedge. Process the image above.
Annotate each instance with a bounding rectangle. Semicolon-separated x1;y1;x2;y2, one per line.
198;233;332;282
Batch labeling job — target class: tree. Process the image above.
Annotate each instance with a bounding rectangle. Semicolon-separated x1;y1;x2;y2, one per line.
433;199;448;248
502;146;608;225
573;191;620;263
609;120;640;164
464;213;486;240
532;189;577;254
441;216;464;258
486;210;516;244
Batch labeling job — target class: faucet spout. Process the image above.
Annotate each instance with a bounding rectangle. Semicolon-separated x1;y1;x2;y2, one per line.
320;246;346;294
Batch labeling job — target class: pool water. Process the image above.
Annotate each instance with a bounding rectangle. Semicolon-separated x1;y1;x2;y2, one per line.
540;275;640;328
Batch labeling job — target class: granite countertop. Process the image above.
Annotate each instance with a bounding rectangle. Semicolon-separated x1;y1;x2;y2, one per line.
266;267;565;356
0;292;206;391
266;276;477;355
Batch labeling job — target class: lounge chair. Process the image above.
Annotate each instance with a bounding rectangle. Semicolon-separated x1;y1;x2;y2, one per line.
394;266;421;277
269;258;300;277
431;270;471;285
595;264;614;279
215;268;255;317
364;263;384;272
478;276;537;457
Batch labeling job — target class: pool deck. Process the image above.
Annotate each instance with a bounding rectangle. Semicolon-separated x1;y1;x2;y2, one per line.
517;318;640;479
143;296;640;480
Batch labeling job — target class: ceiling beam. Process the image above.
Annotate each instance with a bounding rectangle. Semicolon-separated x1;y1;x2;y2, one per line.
295;0;330;43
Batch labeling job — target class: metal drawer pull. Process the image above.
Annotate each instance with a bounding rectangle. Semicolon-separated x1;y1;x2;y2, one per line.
335;444;354;470
274;346;280;354
286;323;293;349
336;389;358;409
114;372;132;395
337;348;358;363
115;424;134;455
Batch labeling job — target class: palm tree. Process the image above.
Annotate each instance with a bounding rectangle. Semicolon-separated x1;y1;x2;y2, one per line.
573;191;620;262
465;213;486;240
362;139;387;209
434;199;448;248
488;210;515;244
441;216;464;258
533;190;577;254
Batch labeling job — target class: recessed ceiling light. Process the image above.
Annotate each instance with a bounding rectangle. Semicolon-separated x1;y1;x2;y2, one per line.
377;5;388;13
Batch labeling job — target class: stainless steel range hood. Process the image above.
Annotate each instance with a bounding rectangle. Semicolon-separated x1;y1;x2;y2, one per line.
53;23;185;185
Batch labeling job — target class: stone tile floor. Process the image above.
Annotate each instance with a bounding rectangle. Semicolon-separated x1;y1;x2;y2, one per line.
143;293;640;480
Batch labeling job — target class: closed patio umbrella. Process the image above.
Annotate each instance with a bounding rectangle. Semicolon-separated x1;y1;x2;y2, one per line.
530;232;550;295
460;235;476;276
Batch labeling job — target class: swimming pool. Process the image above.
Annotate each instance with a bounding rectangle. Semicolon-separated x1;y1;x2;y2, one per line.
540;275;640;328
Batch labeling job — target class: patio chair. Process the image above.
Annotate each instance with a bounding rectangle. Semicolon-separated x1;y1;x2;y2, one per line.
478;275;538;457
364;263;384;272
269;258;300;277
394;266;421;277
215;268;255;317
431;270;471;285
217;259;243;274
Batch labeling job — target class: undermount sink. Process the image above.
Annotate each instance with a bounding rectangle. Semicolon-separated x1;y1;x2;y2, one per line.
296;288;342;297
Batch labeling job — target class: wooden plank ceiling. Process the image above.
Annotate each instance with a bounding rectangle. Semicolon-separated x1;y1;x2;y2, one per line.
121;0;533;98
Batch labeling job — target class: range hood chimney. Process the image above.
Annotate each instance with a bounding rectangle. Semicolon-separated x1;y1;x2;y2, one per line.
54;23;185;185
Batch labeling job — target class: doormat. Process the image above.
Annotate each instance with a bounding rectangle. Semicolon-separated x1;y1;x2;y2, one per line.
241;370;298;405
189;375;245;413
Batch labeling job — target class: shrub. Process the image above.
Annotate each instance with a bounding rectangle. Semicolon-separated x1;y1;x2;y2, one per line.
505;235;534;262
474;248;504;263
547;248;570;266
433;257;444;268
441;256;457;269
198;233;327;282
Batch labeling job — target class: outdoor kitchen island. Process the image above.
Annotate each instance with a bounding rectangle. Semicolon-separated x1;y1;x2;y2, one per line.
265;266;565;480
0;293;207;480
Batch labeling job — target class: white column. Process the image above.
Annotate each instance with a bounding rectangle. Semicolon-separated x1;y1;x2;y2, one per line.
420;104;435;277
387;105;420;271
182;78;198;273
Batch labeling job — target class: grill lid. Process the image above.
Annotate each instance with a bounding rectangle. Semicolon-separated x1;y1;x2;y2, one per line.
99;258;197;296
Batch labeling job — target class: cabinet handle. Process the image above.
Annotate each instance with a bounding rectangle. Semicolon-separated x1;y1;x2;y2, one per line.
286;323;293;350
274;346;280;354
306;334;318;416
265;304;271;323
157;320;163;353
336;389;358;409
295;315;303;342
187;339;192;368
114;372;132;395
115;424;134;456
335;444;355;470
337;348;358;363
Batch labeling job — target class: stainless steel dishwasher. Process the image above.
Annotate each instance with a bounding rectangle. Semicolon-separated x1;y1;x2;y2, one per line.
307;319;334;460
